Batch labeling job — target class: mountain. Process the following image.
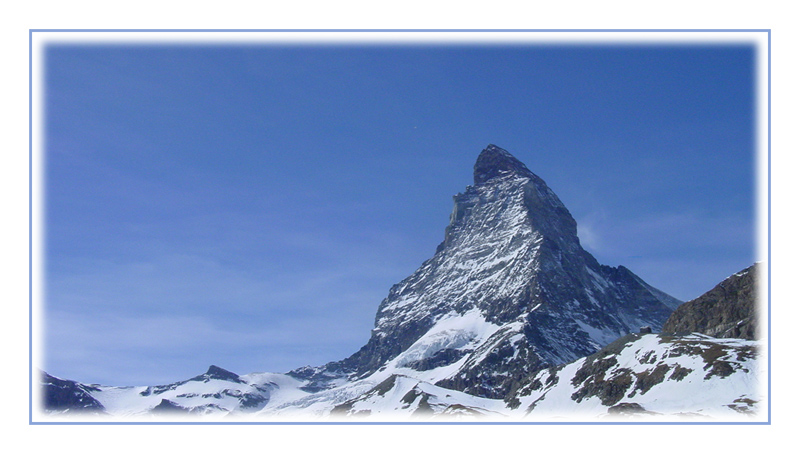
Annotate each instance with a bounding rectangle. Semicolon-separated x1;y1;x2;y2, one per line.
293;144;681;399
39;365;308;418
39;144;763;421
41;371;106;415
662;263;760;340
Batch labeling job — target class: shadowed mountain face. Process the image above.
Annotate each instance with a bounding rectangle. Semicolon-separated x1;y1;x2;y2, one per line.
662;263;760;340
298;145;681;399
41;372;106;414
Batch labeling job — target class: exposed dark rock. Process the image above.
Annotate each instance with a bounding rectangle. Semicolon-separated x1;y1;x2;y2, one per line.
409;393;434;416
571;362;633;406
138;365;245;398
441;403;485;416
558;334;639;406
629;364;670;397
330;375;399;415
727;397;758;414
190;365;244;384
657;335;756;380
150;398;233;415
662;263;760;340
151;399;189;413
435;329;546;399
669;365;692;381
238;392;269;410
473;144;535;185
404;348;464;371
607;402;656;416
201;365;243;383
41;372;106;414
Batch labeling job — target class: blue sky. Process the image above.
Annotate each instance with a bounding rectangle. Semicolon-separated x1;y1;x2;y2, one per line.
43;40;757;386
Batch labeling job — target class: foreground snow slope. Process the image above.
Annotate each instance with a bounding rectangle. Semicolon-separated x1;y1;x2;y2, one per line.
261;333;763;421
42;332;760;422
508;333;762;421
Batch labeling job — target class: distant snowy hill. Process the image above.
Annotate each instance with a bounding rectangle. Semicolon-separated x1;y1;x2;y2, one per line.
41;333;762;421
39;145;764;422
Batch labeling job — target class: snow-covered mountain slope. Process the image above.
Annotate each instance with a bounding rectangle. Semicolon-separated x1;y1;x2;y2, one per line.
267;334;762;421
328;374;507;419
507;333;763;420
42;332;763;421
254;334;762;421
41;365;312;418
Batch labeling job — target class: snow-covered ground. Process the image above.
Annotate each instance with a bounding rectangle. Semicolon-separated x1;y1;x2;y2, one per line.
40;332;763;423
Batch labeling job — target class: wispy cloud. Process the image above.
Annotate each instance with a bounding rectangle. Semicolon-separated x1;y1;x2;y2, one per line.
575;209;755;301
576;209;610;254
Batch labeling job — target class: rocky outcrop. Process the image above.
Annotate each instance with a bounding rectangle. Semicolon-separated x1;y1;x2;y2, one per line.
662;263;760;340
41;372;106;414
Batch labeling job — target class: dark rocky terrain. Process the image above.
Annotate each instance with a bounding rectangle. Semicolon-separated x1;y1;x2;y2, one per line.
662;263;760;340
41;371;106;414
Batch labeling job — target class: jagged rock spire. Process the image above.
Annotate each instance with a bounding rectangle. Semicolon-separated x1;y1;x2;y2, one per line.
473;144;534;185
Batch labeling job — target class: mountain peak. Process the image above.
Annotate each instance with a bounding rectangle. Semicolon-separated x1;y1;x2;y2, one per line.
473;144;534;185
203;365;242;382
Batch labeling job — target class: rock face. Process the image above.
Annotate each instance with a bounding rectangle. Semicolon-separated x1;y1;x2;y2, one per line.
299;144;682;399
41;372;106;414
662;263;760;340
